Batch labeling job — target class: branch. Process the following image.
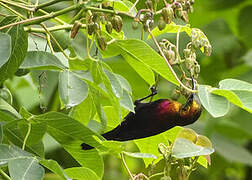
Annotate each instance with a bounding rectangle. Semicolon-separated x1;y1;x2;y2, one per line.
147;27;197;93
121;153;134;180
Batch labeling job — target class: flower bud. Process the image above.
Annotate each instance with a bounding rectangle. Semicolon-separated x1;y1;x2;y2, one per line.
204;44;212;56
105;21;113;34
162;6;174;24
71;21;82;39
183;48;191;58
194;64;200;74
111;15;123;32
158;17;166;31
87;22;94;35
97;35;107;51
181;11;189;22
185;58;194;69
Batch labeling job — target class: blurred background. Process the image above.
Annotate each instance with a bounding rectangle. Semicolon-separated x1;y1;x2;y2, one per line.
1;0;252;179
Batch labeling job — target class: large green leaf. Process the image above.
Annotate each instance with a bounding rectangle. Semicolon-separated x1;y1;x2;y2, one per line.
0;97;21;118
32;112;104;178
59;70;89;108
40;159;70;180
134;127;182;166
0;16;28;84
116;39;179;86
18;122;47;145
104;0;137;16
121;52;155;85
172;138;214;159
3;120;45;157
198;85;229;117
0;144;32;165
0;32;11;68
120;89;134;112
21;51;66;70
65;167;99;180
9;157;44;180
211;79;252;113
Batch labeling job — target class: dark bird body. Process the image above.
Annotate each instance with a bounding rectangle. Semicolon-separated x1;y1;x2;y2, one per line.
81;93;202;150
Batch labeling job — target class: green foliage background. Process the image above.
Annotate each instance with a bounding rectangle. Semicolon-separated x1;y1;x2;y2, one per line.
0;0;252;179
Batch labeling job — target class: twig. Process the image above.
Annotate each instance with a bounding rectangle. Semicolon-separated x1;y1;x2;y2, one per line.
0;2;26;19
129;0;139;13
38;9;66;25
25;24;86;33
149;172;165;179
22;123;31;150
147;27;197;93
0;169;11;180
0;0;35;11
121;153;134;180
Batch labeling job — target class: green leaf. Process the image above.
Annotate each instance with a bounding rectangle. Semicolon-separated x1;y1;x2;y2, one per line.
19;107;33;119
18;122;47;145
148;22;191;39
218;79;252;90
104;0;137;16
123;151;157;159
0;144;32;165
117;39;179;86
65;167;99;180
116;74;132;94
32;112;104;177
2;119;45;157
134;127;182;166
101;140;123;154
198;85;229;117
68;59;88;71
121;52;155;85
172;138;214;159
103;68;123;98
0;32;11;68
21;51;66;70
9;157;44;180
197;156;208;168
211;79;252;113
59;70;89;108
212;133;252;166
72;93;96;125
0;16;28;84
0;97;21;118
40;159;70;180
120;90;134;112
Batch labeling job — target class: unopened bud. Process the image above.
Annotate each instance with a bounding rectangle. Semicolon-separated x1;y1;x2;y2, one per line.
204;44;212;56
97;35;107;51
145;0;153;10
71;21;82;39
158;17;166;31
111;15;123;32
105;21;113;34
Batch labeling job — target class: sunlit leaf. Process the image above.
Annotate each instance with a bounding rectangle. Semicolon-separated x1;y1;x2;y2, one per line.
198;85;229;117
172;138;214;159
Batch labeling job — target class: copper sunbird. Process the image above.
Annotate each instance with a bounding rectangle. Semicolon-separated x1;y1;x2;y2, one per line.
81;79;202;150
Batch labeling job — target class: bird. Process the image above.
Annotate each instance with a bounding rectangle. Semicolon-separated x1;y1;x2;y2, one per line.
81;80;202;150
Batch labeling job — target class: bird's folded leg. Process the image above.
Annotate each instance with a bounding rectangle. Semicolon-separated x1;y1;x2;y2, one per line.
134;86;157;105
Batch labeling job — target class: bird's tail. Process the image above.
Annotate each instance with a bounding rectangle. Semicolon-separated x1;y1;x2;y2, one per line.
81;126;122;150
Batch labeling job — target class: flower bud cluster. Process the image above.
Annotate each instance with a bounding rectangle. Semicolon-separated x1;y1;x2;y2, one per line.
159;39;177;65
86;9;123;51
